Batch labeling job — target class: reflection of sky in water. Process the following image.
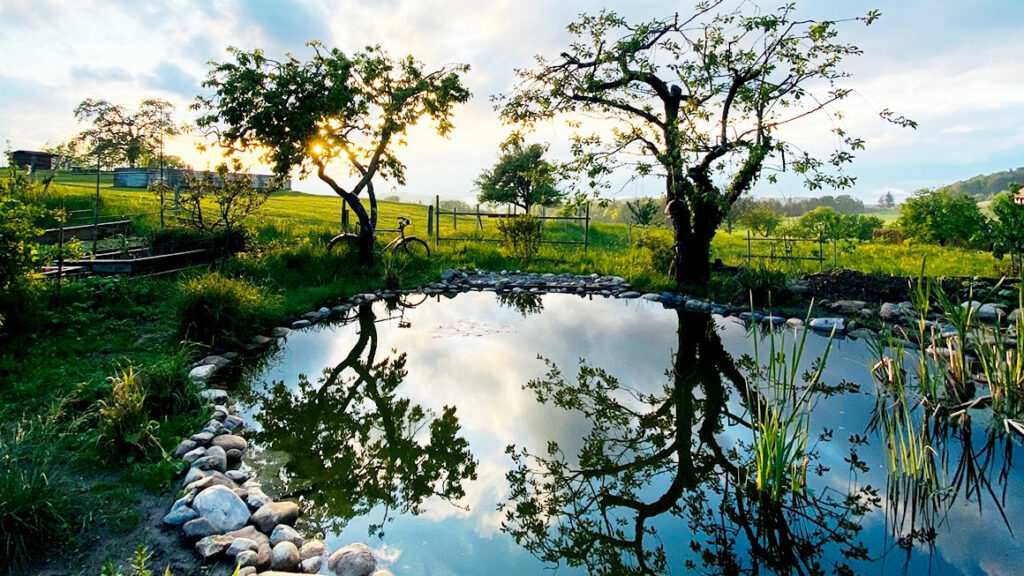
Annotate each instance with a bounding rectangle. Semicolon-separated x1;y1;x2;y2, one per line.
237;293;1023;576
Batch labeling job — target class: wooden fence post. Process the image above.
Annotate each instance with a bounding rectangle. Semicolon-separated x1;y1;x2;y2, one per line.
341;201;349;231
453;205;457;231
746;230;751;266
584;203;590;253
434;195;440;244
427;205;433;237
476;204;483;230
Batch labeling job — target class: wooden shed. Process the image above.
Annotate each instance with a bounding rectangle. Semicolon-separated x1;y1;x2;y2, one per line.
12;150;55;171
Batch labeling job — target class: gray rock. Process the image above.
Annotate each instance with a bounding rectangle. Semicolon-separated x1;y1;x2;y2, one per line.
684;299;705;313
738;311;765;323
441;269;459;281
808;317;846;335
831;300;867;314
978;303;1006;322
271;541;301;571
299;539;327;560
173;439;198;458
246;487;272;510
641;293;661;302
211;434;247;453
291;319;312;329
225;448;244;466
237;568;257;576
199;355;231;369
191;431;215;445
192;455;226;473
224;414;244;431
236;549;259;568
199;388;230;404
270;327;292;338
226;537;259;558
205;445;228;471
786;318;804;328
226;470;249;483
192;485;252;533
182;517;218;540
761;315;786;328
1011;308;1023;324
327;543;377;576
270;524;304;548
195;534;234;561
251;501;300;533
189;364;217;384
162;505;198;526
618;291;641;299
182;467;206;487
182;447;207;464
317;306;331;318
251;335;273;346
331;305;350;314
300;556;323;574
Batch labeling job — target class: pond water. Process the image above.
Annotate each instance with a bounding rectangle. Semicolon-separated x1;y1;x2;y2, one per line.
234;292;1022;575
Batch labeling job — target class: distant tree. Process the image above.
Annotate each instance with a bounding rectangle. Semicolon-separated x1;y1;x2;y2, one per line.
476;134;564;213
877;191;895;208
174;162;278;233
795;207;882;241
990;191;1024;274
500;3;913;287
41;140;85;170
73;98;181;168
722;196;757;233
896;189;986;246
626;198;660;228
739;204;782;237
194;42;470;265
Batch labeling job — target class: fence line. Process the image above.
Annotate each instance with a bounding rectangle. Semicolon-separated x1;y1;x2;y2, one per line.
432;196;590;251
745;230;838;268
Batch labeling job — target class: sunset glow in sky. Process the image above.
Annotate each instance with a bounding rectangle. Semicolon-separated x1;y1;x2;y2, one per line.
2;0;1022;202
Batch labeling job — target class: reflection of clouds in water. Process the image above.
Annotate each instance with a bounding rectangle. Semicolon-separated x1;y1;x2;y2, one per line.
372;543;402;564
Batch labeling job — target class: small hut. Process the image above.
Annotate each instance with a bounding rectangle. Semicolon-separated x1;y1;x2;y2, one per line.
11;150;56;171
1014;189;1024;206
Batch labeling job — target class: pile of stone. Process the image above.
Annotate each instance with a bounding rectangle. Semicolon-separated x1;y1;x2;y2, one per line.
170;359;391;576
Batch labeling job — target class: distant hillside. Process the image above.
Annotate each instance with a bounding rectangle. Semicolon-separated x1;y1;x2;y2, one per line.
938;167;1024;198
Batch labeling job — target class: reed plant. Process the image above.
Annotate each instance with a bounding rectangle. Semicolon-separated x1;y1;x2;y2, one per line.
95;365;158;459
745;301;834;501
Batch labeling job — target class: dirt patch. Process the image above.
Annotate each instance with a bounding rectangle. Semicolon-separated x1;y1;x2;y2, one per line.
801;269;913;304
15;490;222;576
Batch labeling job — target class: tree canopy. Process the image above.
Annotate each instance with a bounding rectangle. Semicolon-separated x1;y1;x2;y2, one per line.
499;1;913;286
896;189;986;247
476;133;564;212
193;41;471;264
73;98;181;168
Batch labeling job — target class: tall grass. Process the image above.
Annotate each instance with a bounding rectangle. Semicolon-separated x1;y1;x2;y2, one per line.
743;303;834;501
175;272;280;346
95;365;158;458
0;408;85;571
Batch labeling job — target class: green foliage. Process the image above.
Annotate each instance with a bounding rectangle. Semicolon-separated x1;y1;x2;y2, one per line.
73;98;181;169
989;192;1024;274
896;189;987;246
794;207;883;241
500;3;911;286
95;365;158;459
476;133;564;212
0;176;46;293
174;163;276;233
738;204;782;237
0;412;84;571
938;167;1024;199
379;251;406;289
496;215;543;261
141;349;200;416
732;266;790;306
631;230;674;275
625;198;659;228
175;272;278;346
194;41;471;264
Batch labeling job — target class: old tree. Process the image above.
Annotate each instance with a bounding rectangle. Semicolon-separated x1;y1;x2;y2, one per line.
194;42;470;264
500;2;913;287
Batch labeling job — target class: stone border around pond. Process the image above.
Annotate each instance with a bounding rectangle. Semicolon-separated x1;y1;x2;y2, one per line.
171;268;1022;576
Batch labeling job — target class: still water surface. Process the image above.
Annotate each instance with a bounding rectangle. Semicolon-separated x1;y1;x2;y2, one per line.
235;292;1022;575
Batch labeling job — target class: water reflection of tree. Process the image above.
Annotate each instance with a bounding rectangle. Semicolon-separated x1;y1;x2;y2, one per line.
254;302;478;536
496;291;545;317
501;310;877;575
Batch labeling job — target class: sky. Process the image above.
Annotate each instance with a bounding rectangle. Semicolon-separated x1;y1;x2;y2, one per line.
1;0;1022;204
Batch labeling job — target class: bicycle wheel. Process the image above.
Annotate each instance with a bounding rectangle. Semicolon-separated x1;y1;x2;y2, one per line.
327;232;360;254
394;236;430;259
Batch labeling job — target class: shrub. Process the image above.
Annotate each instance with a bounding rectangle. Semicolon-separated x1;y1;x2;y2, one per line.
872;226;905;244
732;266;790;306
175;162;277;233
175;272;278;346
896;188;986;246
632;231;674;275
95;365;158;459
142;349;200;416
0;414;83;571
496;214;543;260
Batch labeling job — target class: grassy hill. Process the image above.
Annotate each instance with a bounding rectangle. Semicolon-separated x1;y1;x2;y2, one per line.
938;167;1024;199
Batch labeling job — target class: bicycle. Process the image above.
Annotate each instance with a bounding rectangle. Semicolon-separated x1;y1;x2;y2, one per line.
327;216;431;258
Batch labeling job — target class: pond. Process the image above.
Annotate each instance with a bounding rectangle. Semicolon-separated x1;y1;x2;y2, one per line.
233;291;1022;575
